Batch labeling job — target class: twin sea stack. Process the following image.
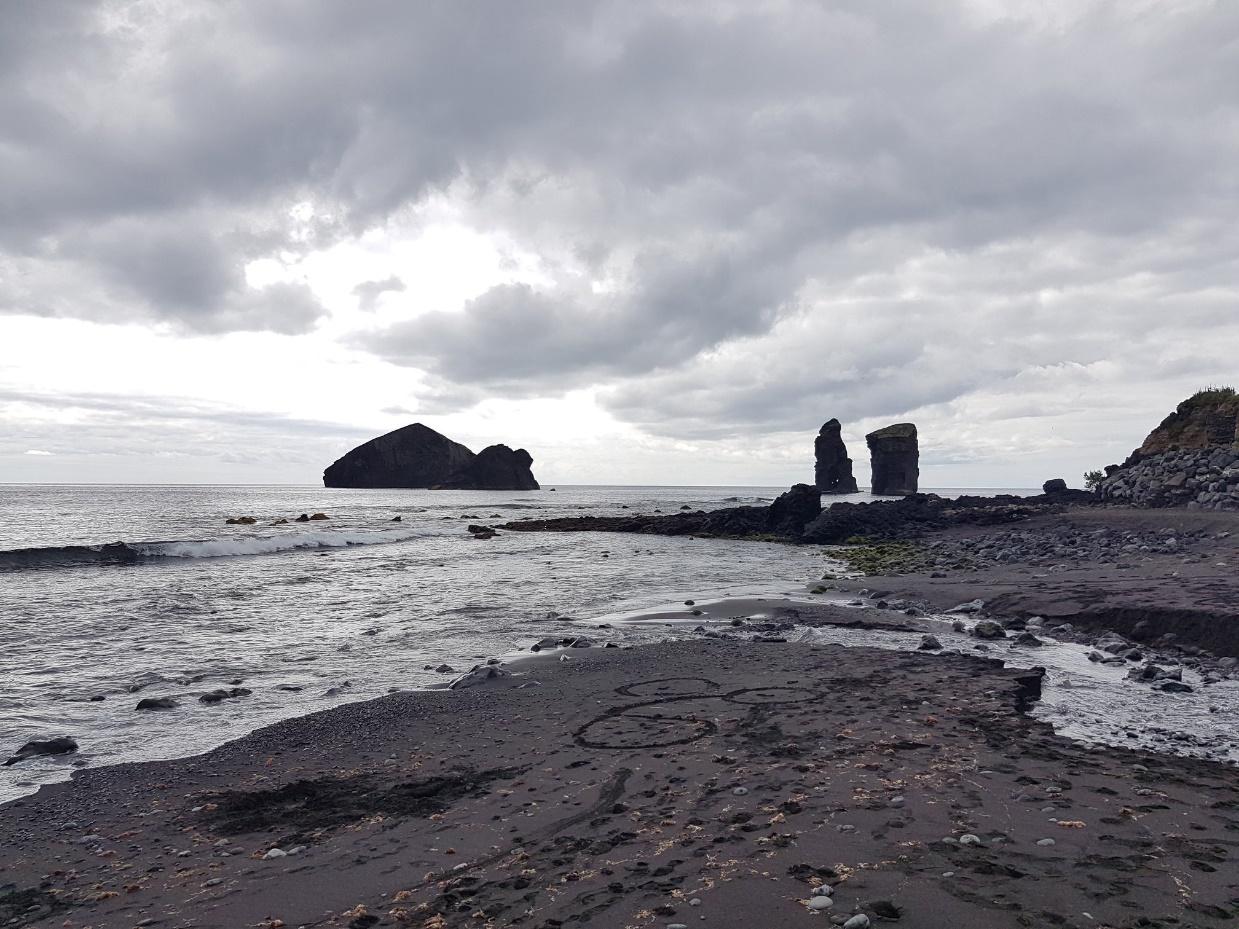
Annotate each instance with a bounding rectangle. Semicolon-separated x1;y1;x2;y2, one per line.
323;423;539;490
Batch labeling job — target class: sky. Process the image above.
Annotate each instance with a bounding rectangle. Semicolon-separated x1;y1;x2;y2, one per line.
1;0;1236;488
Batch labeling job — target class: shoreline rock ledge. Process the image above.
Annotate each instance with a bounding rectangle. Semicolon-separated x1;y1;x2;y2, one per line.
866;423;919;495
815;418;859;494
323;423;539;490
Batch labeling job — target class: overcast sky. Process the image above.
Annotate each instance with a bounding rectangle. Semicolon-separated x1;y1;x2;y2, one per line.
2;0;1236;487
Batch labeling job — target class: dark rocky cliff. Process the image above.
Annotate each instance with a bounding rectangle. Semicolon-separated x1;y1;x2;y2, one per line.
866;423;919;495
323;424;539;490
814;419;859;494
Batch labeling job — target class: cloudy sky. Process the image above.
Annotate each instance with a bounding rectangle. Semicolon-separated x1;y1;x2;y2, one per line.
2;0;1236;488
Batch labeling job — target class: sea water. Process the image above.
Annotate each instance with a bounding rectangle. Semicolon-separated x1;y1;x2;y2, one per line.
15;482;1205;804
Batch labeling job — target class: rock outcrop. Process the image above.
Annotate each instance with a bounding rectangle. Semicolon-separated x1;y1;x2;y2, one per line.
814;419;859;494
1124;388;1239;466
323;423;539;490
436;445;539;491
866;423;919;495
1098;389;1239;510
504;484;822;541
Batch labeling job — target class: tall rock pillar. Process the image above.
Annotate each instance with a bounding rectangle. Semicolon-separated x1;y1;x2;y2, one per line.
814;419;859;493
866;423;919;495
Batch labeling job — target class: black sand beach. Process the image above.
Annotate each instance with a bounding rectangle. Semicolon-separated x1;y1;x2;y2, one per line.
3;624;1238;929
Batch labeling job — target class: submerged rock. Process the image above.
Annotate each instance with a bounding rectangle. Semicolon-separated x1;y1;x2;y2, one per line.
972;620;1006;639
199;687;252;704
815;418;859;494
135;697;177;711
324;422;538;490
4;736;78;766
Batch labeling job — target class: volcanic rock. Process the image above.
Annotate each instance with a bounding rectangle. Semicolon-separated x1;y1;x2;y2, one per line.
323;423;538;490
866;423;919;495
3;737;78;766
436;444;539;491
1042;478;1068;493
766;483;823;537
815;419;859;494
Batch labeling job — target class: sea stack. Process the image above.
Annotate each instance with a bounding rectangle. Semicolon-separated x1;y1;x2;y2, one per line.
866;423;919;495
814;419;859;494
323;423;539;490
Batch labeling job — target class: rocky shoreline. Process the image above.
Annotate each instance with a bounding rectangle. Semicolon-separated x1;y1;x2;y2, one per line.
3;633;1238;929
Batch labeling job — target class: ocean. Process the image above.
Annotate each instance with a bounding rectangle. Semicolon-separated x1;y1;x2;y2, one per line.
5;483;1234;803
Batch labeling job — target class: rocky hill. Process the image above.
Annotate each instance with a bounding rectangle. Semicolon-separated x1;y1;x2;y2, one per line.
1098;388;1239;510
323;423;539;490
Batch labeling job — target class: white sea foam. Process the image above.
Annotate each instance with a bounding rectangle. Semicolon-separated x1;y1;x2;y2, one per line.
140;528;427;559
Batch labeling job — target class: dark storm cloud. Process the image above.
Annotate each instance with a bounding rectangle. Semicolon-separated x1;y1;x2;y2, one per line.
2;1;1237;432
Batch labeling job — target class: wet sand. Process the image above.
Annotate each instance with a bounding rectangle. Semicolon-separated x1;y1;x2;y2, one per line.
3;634;1238;929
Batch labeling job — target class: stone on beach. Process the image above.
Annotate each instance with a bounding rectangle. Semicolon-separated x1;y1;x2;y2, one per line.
918;634;942;651
971;620;1006;639
448;665;512;689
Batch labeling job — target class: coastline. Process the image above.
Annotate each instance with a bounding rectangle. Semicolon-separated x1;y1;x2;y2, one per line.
3;500;1239;928
4;631;1239;928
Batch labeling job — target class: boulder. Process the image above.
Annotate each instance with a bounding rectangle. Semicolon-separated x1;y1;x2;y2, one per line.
324;423;538;490
814;419;859;494
3;736;78;766
971;620;1006;639
1042;478;1068;493
866;423;919;495
766;483;823;538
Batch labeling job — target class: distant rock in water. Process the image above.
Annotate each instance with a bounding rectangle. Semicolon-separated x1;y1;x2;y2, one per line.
866;423;919;495
815;419;859;494
436;445;539;491
323;423;539;490
503;483;821;541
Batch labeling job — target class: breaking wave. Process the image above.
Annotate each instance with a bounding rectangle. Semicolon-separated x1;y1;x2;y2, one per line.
0;528;427;572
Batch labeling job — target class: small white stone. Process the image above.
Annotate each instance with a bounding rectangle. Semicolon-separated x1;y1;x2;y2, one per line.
732;786;749;796
812;885;833;897
1036;838;1056;847
942;871;955;877
688;898;702;907
959;834;982;846
843;916;871;929
807;897;834;911
286;845;306;855
263;848;287;859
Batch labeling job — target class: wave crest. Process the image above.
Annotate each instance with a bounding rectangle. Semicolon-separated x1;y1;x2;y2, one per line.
0;527;426;572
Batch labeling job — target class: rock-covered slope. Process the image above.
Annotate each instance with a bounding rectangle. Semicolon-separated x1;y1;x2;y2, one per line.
1099;389;1239;510
323;423;539;490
